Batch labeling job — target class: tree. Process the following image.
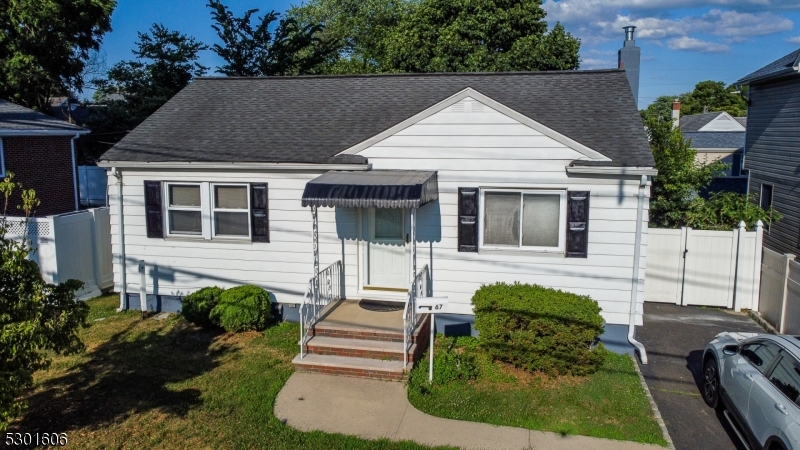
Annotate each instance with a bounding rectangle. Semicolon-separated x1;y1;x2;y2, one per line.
646;116;776;230
208;0;339;76
0;0;116;111
80;25;208;162
286;0;408;74
681;81;747;117
0;173;89;430
642;80;748;121
381;0;580;73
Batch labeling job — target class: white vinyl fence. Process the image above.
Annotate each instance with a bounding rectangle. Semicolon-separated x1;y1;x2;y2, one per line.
758;248;800;334
644;221;764;310
3;208;113;299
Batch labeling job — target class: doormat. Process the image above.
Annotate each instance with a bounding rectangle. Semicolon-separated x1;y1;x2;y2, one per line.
359;299;404;312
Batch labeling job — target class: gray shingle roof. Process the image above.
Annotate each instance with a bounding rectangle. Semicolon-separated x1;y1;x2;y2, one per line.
0;99;86;133
683;131;744;150
100;70;653;167
679;112;722;132
737;48;800;85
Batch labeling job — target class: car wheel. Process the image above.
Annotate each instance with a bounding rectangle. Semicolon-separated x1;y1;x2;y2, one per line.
767;441;787;450
702;357;721;409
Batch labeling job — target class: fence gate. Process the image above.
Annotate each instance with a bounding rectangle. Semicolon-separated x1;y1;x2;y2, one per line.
644;223;763;310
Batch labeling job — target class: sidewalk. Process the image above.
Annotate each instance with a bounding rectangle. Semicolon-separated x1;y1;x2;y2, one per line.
274;372;665;450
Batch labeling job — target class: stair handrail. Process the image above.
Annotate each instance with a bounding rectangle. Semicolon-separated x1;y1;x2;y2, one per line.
300;260;343;359
403;264;430;367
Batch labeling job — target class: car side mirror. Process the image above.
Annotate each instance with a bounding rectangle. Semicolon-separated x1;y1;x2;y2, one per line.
723;344;739;355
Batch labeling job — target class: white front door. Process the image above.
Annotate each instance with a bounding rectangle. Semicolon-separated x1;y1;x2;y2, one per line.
366;208;407;290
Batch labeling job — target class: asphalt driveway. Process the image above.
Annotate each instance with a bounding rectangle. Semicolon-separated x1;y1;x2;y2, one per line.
637;302;765;450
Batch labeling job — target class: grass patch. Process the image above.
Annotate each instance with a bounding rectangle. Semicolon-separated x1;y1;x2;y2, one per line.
10;294;449;449
408;336;668;446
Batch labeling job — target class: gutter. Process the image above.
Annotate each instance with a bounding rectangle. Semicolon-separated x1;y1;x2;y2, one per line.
566;166;657;176
70;133;80;211
96;161;371;171
628;174;649;364
112;168;126;311
0;129;89;137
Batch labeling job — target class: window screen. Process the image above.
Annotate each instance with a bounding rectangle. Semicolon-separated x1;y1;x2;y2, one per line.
213;185;249;237
483;192;520;246
167;185;202;235
169;185;201;207
375;208;403;240
522;194;560;247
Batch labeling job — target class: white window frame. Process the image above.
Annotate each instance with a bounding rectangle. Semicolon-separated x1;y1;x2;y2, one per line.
478;188;567;253
210;183;251;240
0;138;6;178
164;182;204;237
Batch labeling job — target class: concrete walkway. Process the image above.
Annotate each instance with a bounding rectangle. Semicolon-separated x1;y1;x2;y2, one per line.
274;372;665;450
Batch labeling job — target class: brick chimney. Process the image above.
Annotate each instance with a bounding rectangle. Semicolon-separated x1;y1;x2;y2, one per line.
672;99;681;129
618;26;641;108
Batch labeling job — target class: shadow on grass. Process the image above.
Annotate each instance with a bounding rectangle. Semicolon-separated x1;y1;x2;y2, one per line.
11;318;235;435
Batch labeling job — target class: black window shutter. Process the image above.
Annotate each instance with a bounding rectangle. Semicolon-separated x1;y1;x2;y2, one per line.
251;183;269;242
566;191;589;258
458;187;478;252
144;181;164;238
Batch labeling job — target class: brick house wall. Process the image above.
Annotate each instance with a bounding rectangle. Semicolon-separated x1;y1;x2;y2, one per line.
2;136;76;217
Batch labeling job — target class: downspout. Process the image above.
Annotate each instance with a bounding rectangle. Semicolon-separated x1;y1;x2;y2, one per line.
628;174;648;364
112;168;126;310
70;134;80;211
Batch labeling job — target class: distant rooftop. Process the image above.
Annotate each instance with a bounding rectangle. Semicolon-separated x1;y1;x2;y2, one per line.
0;99;86;134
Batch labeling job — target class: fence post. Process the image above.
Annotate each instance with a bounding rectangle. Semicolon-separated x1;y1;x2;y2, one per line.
752;221;764;312
733;221;747;311
779;253;795;334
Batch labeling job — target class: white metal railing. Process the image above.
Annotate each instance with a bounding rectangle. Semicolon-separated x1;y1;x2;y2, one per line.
403;264;430;366
300;260;344;358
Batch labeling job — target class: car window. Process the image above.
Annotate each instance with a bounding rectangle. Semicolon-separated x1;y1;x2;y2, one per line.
768;355;800;404
740;341;781;374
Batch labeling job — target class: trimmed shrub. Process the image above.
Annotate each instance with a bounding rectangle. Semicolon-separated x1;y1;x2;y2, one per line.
209;285;272;332
472;282;605;376
181;287;224;328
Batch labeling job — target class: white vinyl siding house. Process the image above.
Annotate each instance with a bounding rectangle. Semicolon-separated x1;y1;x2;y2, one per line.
106;95;649;326
100;71;655;364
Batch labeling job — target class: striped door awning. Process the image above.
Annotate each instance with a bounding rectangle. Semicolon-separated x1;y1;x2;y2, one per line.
301;170;439;209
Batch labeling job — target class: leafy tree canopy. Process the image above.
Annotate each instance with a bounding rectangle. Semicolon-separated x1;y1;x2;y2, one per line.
80;24;207;162
286;0;408;74
208;0;339;76
0;173;89;429
646;115;775;230
0;0;116;111
287;0;580;73
642;80;748;121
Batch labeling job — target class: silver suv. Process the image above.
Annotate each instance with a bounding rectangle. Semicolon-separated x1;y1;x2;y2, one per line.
703;332;800;450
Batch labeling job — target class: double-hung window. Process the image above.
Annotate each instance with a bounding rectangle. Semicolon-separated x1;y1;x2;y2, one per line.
212;184;250;238
162;182;255;240
166;184;203;236
479;189;566;251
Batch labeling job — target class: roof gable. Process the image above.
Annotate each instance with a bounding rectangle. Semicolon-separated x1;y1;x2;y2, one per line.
341;88;610;161
697;112;746;132
99;71;653;167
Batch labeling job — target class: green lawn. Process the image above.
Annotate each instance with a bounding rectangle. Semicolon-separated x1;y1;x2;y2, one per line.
11;295;448;450
407;336;668;446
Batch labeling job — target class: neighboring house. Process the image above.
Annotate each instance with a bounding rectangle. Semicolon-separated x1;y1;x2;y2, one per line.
737;48;800;256
0;99;88;216
673;105;748;194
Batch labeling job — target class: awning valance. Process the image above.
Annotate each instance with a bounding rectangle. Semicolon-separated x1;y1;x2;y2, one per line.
301;170;439;209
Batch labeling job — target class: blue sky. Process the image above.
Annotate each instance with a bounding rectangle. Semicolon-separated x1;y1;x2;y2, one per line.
97;0;800;107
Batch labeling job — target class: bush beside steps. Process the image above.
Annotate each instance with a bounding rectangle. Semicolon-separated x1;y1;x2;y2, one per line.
181;284;272;332
472;282;605;376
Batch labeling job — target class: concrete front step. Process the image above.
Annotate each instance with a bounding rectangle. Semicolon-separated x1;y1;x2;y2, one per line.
304;335;415;361
292;353;408;381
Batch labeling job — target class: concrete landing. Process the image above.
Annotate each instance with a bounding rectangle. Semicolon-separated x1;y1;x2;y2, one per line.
275;372;664;450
